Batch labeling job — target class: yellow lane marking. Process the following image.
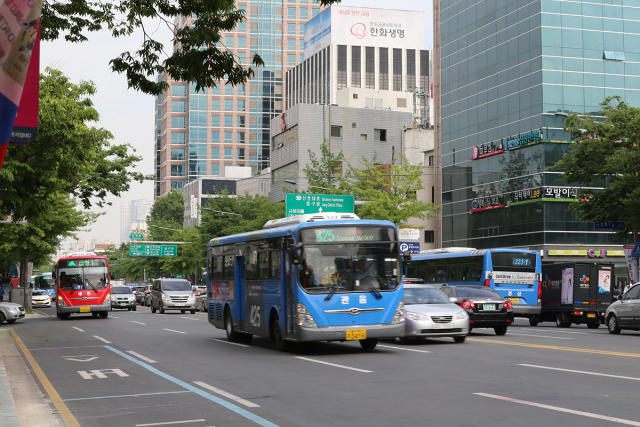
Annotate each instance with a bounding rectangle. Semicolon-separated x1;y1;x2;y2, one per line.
9;329;81;427
33;309;55;318
469;338;640;358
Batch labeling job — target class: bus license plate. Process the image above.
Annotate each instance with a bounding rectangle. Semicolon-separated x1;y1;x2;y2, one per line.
346;329;366;340
587;313;596;318
80;307;90;313
483;304;496;311
508;298;520;304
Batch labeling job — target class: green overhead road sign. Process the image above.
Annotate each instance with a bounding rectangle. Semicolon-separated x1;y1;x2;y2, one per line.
285;193;355;217
130;233;144;241
129;244;178;257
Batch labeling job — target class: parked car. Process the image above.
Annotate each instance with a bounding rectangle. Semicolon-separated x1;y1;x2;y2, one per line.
195;291;208;312
605;283;640;334
150;278;196;314
398;284;469;343
132;286;146;305
441;285;514;335
31;290;51;308
111;285;137;311
402;278;426;285
143;284;153;306
0;302;26;324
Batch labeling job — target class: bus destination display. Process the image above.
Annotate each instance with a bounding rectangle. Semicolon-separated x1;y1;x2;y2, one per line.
512;258;531;267
301;227;395;243
61;258;107;268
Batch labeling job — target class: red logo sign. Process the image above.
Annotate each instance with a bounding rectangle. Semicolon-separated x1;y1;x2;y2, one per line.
280;112;286;131
350;23;367;39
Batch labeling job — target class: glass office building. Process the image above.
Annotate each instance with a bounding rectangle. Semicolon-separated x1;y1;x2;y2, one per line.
436;0;638;252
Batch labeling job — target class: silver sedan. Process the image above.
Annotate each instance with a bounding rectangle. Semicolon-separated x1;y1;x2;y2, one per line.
0;302;26;324
397;284;469;343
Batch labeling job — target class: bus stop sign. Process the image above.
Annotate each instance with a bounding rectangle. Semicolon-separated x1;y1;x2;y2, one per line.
285;193;354;217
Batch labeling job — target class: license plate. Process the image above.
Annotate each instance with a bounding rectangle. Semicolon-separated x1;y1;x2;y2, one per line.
175;304;185;306
587;313;596;318
80;307;90;313
432;323;449;329
508;298;520;304
346;329;366;340
36;301;43;304
119;303;126;306
483;304;496;311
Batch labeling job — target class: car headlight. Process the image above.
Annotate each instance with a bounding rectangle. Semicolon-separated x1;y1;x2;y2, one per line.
390;300;405;324
57;296;67;307
162;294;170;301
103;294;111;305
297;303;318;328
455;311;469;320
187;295;195;302
406;311;430;321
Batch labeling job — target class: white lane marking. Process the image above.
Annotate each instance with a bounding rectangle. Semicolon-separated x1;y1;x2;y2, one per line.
378;344;431;353
295;357;372;373
136;420;206;427
72;327;84;332
78;369;129;380
92;335;112;344
163;328;187;334
474;393;640;426
518;327;586;335
180;316;201;321
63;355;99;362
111;316;119;318
518;364;640;381
130;321;147;326
194;381;259;408
212;339;248;348
126;351;156;364
508;333;573;340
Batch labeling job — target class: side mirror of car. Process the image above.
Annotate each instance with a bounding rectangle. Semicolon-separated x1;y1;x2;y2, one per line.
110;272;115;280
449;297;460;303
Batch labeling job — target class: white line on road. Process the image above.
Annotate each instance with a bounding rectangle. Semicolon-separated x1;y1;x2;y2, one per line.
130;321;147;326
194;381;259;407
126;351;156;364
518;328;586;335
474;393;640;426
212;339;248;348
518;364;640;381
136;420;206;427
508;333;573;340
111;316;119;318
163;328;187;334
72;327;84;332
295;357;372;373
92;335;112;344
378;344;431;353
180;316;201;321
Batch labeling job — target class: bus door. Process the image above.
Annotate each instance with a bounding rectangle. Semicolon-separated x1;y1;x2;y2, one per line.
237;256;246;331
284;251;296;337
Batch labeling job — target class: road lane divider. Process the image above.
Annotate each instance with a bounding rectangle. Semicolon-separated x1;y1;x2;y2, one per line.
378;344;431;353
474;393;640;426
9;329;81;427
468;338;640;358
180;316;202;321
105;346;281;427
194;381;260;408
130;321;147;326
92;335;112;344
33;309;55;318
64;390;191;401
71;327;84;332
212;339;249;348
518;364;640;381
517;327;586;335
163;328;187;334
507;333;573;340
294;357;372;373
136;420;206;427
126;351;156;363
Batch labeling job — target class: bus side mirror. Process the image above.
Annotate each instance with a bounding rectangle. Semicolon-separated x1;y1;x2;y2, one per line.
291;243;303;265
52;269;56;278
110;272;115;280
401;252;412;264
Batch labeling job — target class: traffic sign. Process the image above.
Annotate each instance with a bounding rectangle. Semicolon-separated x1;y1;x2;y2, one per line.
129;244;178;257
175;274;183;279
285;193;355;217
400;242;420;254
631;243;640;258
130;233;144;241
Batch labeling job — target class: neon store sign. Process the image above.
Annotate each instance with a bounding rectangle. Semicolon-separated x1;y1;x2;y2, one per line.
506;130;542;150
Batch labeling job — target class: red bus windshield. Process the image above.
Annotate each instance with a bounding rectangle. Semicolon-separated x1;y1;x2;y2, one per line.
57;258;109;292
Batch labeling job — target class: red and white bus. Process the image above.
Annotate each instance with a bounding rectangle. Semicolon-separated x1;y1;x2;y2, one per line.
54;252;111;319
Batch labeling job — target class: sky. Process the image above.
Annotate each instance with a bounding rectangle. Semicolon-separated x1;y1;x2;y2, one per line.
49;0;433;249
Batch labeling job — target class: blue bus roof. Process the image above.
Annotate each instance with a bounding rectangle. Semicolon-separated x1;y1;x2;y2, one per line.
412;248;539;260
208;219;396;247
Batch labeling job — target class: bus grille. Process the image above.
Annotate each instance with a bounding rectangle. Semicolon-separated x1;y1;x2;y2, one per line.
213;302;223;320
431;315;453;323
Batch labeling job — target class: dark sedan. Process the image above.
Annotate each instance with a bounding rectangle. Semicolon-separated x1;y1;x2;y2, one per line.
441;285;514;335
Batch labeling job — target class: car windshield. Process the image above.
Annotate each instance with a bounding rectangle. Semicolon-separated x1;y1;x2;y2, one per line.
162;280;191;291
405;288;450;304
111;287;132;294
298;243;399;294
32;290;48;296
457;287;501;298
58;265;108;292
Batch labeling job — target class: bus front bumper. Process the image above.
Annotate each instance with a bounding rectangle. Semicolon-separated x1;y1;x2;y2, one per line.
513;301;541;316
296;323;405;343
57;305;110;314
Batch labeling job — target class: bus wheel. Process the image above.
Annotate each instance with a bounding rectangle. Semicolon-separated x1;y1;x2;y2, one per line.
100;311;108;319
92;313;98;318
60;313;70;320
556;313;570;328
272;319;291;352
528;316;539;326
225;310;239;342
359;338;378;350
240;334;253;345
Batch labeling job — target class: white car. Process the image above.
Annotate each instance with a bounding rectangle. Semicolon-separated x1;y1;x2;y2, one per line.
32;290;52;307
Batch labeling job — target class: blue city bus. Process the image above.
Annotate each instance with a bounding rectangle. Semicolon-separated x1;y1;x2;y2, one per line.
36;273;56;300
206;213;406;351
405;248;542;319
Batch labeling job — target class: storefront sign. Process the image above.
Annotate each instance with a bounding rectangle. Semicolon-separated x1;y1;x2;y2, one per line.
471;141;504;160
471;195;504;213
399;228;420;241
509;188;542;203
400;242;420;254
506;130;543;150
543;187;578;199
548;249;624;257
595;221;625;232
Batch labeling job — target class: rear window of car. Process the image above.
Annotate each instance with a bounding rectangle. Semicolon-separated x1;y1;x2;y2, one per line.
33;290;47;296
456;287;501;298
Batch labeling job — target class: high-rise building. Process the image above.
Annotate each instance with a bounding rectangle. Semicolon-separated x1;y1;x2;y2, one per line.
434;0;637;282
121;200;153;243
155;1;324;198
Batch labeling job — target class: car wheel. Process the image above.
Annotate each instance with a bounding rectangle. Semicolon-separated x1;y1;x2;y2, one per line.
151;303;156;314
528;316;539;326
225;310;239;343
202;302;207;312
607;315;621;334
556;313;570;328
181;310;185;314
6;319;16;324
190;309;196;314
128;308;131;311
133;306;137;312
587;321;600;329
272;318;291;351
100;311;108;319
160;304;165;314
359;338;378;350
494;326;508;336
394;337;408;344
0;312;5;324
453;336;466;343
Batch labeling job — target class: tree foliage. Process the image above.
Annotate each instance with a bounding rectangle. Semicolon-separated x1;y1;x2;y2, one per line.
302;139;347;193
42;0;339;95
550;96;640;242
147;189;184;229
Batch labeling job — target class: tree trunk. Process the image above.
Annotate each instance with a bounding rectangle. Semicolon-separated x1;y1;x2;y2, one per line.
21;250;29;310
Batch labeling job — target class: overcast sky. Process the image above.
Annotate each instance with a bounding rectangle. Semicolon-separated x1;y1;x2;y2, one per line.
49;0;433;248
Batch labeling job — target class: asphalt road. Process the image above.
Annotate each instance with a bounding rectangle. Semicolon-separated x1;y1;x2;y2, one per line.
10;304;640;427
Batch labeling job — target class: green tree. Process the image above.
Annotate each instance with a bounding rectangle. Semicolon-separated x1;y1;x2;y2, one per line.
302;139;348;193
147;190;184;228
43;0;339;95
550;96;640;243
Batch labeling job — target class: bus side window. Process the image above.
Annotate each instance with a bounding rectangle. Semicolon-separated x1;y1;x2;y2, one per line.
214;257;223;280
223;256;234;280
271;251;281;278
258;252;270;278
246;247;258;280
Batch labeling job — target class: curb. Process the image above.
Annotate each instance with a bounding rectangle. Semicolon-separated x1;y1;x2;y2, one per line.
0;333;20;427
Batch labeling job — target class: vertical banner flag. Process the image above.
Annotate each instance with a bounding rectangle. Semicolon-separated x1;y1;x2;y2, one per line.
623;245;638;284
0;0;43;168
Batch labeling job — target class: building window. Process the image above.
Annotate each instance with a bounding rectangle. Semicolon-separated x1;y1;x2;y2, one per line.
171;149;185;160
300;39;304;49
604;51;625;61
237;21;246;32
287;39;296;50
287;7;295;18
224;115;233;127
237;116;245;127
428;155;434;166
171;133;186;144
211;85;220;95
172;101;186;113
224;147;232;160
361;134;367;140
237;100;245;112
171;117;185;128
288;23;295;34
224;99;233;111
171;165;185;176
237;36;246;48
407;49;415;91
237;148;245;159
337;45;347;89
288;54;295;66
211;147;220;158
299;54;304;63
172;85;186;96
353;93;358;99
225;36;234;48
379;47;388;90
352;46;361;88
171;181;185;190
211;115;220;127
420;50;429;90
397;98;407;108
211;163;220;175
237;84;245;95
374;129;386;142
189;111;207;127
237;52;246;64
237;132;245;143
211;131;220;143
366;46;375;89
224;131;233;144
299;24;304;34
312;8;319;17
211;99;220;110
393;48;402;91
331;125;342;138
425;230;435;243
300;8;308;20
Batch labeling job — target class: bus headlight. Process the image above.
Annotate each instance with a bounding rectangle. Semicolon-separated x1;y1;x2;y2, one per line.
297;303;318;328
103;294;111;305
390;300;405;324
57;296;67;307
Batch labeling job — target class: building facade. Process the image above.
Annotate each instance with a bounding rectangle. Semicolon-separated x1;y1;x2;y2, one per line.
121;200;152;244
434;0;638;282
154;1;324;198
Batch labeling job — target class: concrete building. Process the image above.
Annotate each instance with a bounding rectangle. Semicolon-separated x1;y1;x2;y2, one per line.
236;167;272;199
434;0;637;284
154;1;325;198
121;200;152;244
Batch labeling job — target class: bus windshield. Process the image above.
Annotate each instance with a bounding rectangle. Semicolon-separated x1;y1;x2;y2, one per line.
298;243;399;294
491;252;537;272
58;259;109;292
